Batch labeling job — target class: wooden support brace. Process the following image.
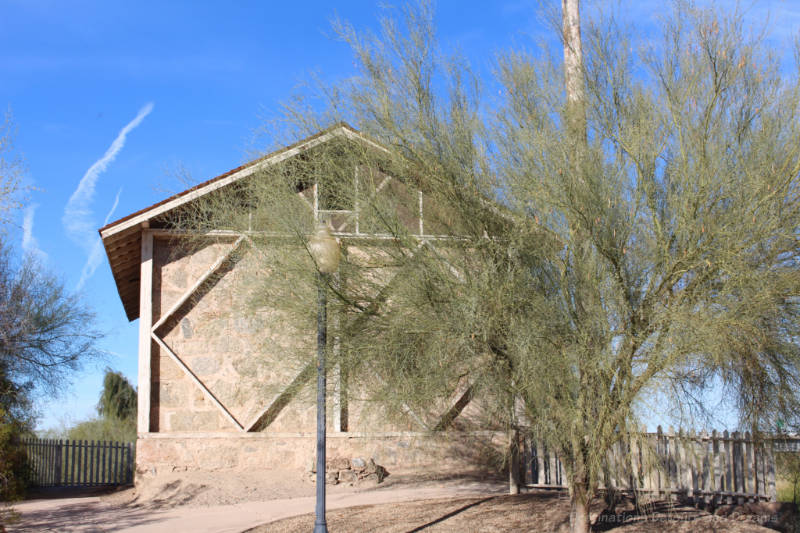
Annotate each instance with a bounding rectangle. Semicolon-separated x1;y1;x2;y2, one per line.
151;334;244;431
433;384;475;431
151;235;246;332
243;362;316;432
137;230;153;434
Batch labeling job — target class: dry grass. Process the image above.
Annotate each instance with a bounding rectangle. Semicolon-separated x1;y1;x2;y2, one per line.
249;492;779;533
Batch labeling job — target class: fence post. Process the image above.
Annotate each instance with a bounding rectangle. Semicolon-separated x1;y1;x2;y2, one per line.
48;439;54;486
128;442;135;484
745;433;754;499
678;430;689;500
71;440;76;486
766;439;776;501
643;429;654;496
101;441;108;485
746;432;755;501
57;440;63;485
508;428;520;495
734;431;744;503
112;441;119;484
667;427;677;500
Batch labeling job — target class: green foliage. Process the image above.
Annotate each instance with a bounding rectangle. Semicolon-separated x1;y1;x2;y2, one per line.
777;452;800;509
0;110;102;503
66;416;135;443
60;369;136;443
0;242;102;398
0;366;32;502
0;407;30;502
97;369;136;422
176;1;800;528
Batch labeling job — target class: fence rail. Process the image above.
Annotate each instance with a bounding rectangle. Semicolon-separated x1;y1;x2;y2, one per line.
23;438;134;488
522;427;779;503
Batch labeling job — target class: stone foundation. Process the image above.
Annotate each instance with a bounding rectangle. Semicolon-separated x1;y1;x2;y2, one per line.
135;431;507;480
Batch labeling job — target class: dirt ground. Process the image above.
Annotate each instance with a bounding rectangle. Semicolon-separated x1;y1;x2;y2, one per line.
6;468;798;533
4;469;509;532
102;467;503;509
252;493;797;533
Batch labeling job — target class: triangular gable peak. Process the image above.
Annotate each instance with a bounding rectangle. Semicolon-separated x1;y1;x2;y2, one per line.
100;123;437;321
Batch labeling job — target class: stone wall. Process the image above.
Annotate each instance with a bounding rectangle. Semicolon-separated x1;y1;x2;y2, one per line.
135;431;507;477
151;237;323;433
140;235;488;480
148;236;424;436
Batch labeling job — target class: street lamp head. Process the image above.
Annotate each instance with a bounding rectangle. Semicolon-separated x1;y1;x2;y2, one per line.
309;223;341;274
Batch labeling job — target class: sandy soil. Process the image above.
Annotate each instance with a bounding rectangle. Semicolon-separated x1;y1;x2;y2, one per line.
252;493;790;533
6;468;796;533
5;469;508;533
102;467;501;509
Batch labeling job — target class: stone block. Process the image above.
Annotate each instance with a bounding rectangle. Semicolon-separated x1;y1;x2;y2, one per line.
328;457;350;471
159;357;184;380
169;410;219;431
191;356;220;376
159;381;187;408
339;470;358;484
181;318;194;339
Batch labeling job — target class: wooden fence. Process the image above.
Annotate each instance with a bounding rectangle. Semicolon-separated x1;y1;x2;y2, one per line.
774;436;800;453
23;438;134;487
522;427;778;503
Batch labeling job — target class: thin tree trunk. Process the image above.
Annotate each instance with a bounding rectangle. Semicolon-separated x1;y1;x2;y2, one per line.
569;483;591;533
509;427;521;494
562;2;590;532
568;446;594;533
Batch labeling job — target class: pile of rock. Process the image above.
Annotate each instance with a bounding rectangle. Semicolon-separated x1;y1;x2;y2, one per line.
309;456;388;486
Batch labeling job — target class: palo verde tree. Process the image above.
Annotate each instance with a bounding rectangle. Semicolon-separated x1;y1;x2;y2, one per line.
177;3;800;532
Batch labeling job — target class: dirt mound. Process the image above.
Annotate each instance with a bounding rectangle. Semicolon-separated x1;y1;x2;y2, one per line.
105;468;315;509
104;466;502;510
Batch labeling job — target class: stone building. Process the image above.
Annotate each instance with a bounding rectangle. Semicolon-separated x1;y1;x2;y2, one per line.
100;124;495;480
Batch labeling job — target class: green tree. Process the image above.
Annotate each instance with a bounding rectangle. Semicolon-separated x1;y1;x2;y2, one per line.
59;370;136;443
0;243;102;398
0;113;102;502
66;416;135;443
97;369;136;423
180;3;800;532
777;452;800;510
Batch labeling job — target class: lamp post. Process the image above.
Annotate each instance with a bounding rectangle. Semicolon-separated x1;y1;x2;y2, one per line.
308;223;340;533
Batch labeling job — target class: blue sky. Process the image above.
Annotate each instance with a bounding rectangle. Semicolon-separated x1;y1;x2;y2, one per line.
1;0;798;431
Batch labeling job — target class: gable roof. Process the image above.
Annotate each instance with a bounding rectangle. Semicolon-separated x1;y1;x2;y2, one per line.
100;123;388;321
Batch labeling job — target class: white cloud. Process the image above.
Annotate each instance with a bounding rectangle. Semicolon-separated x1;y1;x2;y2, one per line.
64;102;152;290
63;102;153;249
21;204;47;261
76;187;122;291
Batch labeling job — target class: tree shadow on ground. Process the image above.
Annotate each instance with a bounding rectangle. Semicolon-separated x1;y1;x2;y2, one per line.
593;499;705;532
404;497;494;532
5;498;162;532
23;485;129;500
5;482;209;532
